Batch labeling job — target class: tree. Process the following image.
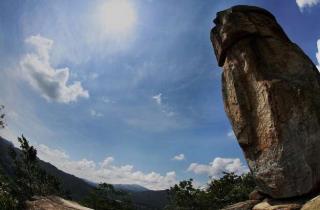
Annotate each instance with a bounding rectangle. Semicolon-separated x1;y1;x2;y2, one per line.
10;135;62;198
165;179;207;210
82;183;134;210
165;172;256;210
0;105;22;209
0;166;22;210
206;172;256;209
0;108;63;208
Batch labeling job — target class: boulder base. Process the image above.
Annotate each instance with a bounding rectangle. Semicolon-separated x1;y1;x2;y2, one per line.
221;200;260;210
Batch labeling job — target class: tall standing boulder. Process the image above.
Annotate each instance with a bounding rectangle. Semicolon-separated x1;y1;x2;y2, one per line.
211;5;320;198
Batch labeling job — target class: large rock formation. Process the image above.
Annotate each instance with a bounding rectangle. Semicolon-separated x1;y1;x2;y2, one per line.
211;5;320;198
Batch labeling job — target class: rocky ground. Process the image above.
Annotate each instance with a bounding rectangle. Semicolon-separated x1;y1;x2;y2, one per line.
26;196;92;210
222;191;320;210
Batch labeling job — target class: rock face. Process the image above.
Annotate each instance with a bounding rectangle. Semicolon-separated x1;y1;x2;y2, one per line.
26;196;92;210
252;198;302;210
301;195;320;210
211;5;320;198
221;200;260;210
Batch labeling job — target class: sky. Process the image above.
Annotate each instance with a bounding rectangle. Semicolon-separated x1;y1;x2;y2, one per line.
0;0;320;190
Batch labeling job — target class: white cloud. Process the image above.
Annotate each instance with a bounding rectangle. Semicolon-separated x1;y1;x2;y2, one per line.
172;153;185;161
316;39;320;70
101;97;115;104
152;93;162;105
36;144;177;190
187;157;249;179
90;109;104;118
152;93;176;118
296;0;320;9
20;35;89;103
227;130;236;138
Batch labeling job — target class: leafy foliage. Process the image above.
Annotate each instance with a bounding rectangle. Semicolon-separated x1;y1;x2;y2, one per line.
1;132;133;209
10;135;63;198
165;172;256;210
82;183;134;210
0;105;22;209
165;179;207;210
0;135;65;209
206;172;256;209
0;166;23;210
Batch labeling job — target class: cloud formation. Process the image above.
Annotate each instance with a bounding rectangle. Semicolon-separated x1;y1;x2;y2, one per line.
296;0;320;9
187;157;249;179
152;93;162;105
36;144;177;190
172;153;185;161
20;35;89;103
90;109;104;118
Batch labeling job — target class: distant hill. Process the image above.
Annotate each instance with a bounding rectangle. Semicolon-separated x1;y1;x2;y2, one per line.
0;136;94;200
0;136;169;209
85;181;169;209
130;190;169;210
114;184;150;192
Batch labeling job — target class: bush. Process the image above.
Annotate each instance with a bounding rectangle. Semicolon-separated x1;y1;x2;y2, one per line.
81;183;134;210
10;135;62;198
166;172;256;210
0;167;23;210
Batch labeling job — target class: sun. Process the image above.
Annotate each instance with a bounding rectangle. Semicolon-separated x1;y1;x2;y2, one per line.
97;0;137;36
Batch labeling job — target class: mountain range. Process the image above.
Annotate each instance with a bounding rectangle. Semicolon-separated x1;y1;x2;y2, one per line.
0;136;169;209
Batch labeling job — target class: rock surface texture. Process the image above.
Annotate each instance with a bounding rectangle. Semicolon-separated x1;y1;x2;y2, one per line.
252;199;302;210
211;5;320;198
301;195;320;210
26;196;92;210
221;200;260;210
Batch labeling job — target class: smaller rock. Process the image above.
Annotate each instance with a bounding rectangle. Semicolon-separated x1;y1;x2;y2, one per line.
249;190;266;201
253;198;302;210
221;200;260;210
301;195;320;210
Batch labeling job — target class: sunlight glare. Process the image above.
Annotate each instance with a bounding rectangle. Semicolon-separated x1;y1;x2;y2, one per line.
98;0;137;36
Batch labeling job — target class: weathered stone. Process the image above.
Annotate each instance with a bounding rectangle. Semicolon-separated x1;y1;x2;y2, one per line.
253;199;302;210
221;200;260;210
301;195;320;210
211;5;320;198
249;190;266;201
26;196;92;210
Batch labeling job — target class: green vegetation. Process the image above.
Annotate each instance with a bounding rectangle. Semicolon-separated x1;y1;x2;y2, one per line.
0;135;64;209
82;183;134;210
0;106;23;209
0;166;22;209
9;135;63;198
0;135;136;210
165;172;256;210
0;108;64;209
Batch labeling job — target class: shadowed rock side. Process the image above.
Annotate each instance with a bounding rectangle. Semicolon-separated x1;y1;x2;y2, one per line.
211;5;320;199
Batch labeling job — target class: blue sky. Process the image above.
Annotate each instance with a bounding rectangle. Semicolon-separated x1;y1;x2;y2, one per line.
0;0;320;190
